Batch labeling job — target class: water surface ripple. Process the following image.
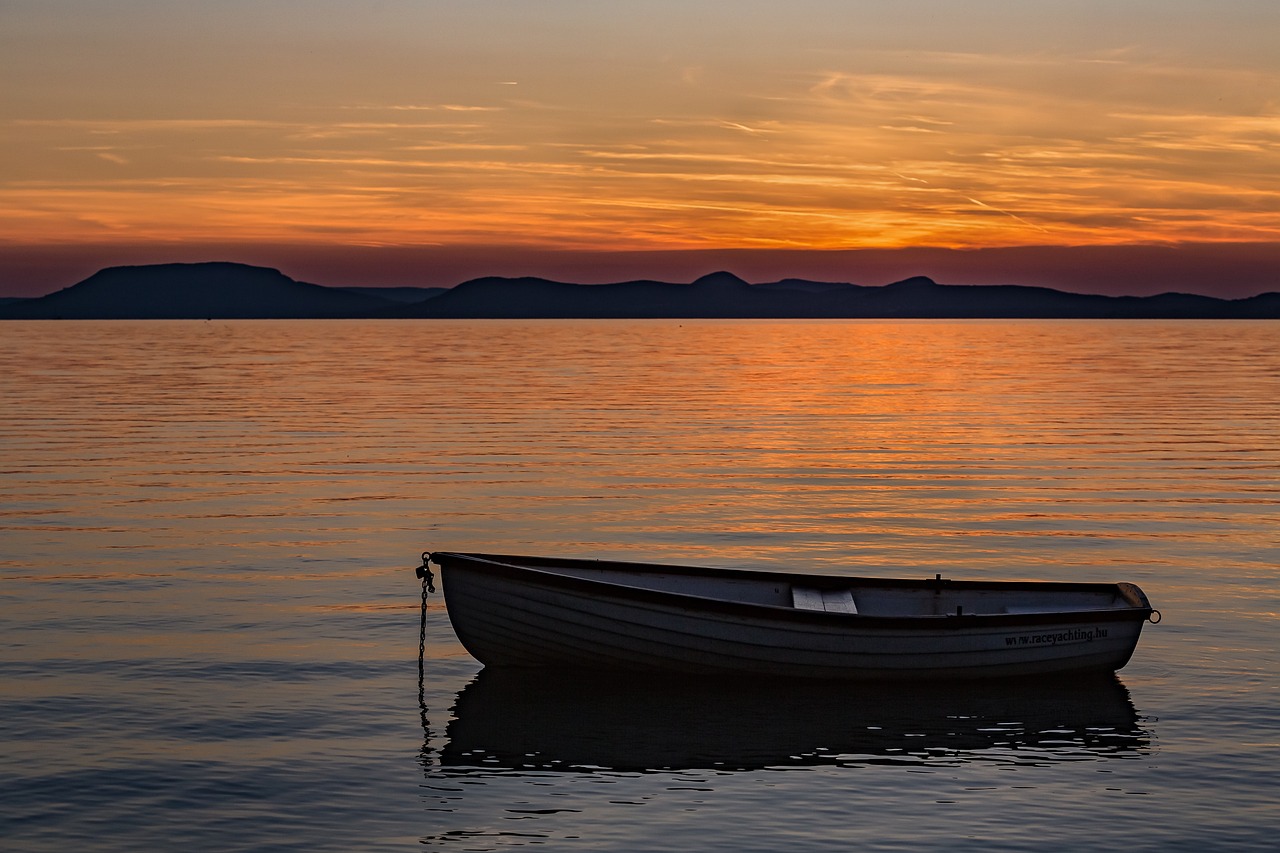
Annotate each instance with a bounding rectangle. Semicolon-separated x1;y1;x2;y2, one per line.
1;319;1277;851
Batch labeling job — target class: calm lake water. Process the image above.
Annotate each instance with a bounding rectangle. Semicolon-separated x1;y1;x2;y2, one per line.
1;319;1277;851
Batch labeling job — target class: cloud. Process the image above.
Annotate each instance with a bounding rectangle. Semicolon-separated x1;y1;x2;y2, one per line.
3;38;1278;253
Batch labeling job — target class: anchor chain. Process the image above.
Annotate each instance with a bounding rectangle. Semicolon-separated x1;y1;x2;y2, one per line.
416;552;433;756
417;552;436;710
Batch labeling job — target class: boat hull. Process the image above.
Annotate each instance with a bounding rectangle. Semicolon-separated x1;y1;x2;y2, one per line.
433;553;1152;680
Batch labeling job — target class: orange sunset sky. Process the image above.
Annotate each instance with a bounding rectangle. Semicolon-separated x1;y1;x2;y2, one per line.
2;1;1278;297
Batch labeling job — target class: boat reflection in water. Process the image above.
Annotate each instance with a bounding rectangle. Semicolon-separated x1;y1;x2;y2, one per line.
438;670;1151;773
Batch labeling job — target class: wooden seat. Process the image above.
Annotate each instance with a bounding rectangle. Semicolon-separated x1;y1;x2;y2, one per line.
792;586;858;614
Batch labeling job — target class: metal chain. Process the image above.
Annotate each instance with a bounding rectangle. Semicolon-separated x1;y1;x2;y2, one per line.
415;552;440;763
418;570;429;707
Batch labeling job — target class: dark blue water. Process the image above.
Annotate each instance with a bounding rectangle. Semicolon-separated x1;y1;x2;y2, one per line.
2;319;1277;850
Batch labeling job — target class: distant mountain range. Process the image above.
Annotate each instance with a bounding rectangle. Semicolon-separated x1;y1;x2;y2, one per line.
2;261;1277;319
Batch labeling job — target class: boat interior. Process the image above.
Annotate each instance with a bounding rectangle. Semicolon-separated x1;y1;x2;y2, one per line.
532;561;1133;617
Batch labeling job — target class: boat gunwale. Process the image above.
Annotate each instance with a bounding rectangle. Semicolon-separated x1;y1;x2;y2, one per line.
431;551;1153;630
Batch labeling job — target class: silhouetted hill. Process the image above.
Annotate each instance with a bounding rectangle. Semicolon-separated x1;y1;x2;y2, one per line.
0;262;392;319
1230;291;1280;318
1;262;1275;319
396;272;1280;319
398;271;827;318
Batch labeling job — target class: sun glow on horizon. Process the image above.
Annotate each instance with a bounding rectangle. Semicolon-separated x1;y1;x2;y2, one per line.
3;2;1279;266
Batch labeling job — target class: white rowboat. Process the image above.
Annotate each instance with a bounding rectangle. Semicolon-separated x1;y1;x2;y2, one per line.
422;552;1158;680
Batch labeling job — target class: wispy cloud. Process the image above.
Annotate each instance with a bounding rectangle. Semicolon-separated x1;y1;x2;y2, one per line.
4;34;1278;251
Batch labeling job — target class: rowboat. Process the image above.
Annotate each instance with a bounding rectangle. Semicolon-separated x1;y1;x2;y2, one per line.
420;551;1159;680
